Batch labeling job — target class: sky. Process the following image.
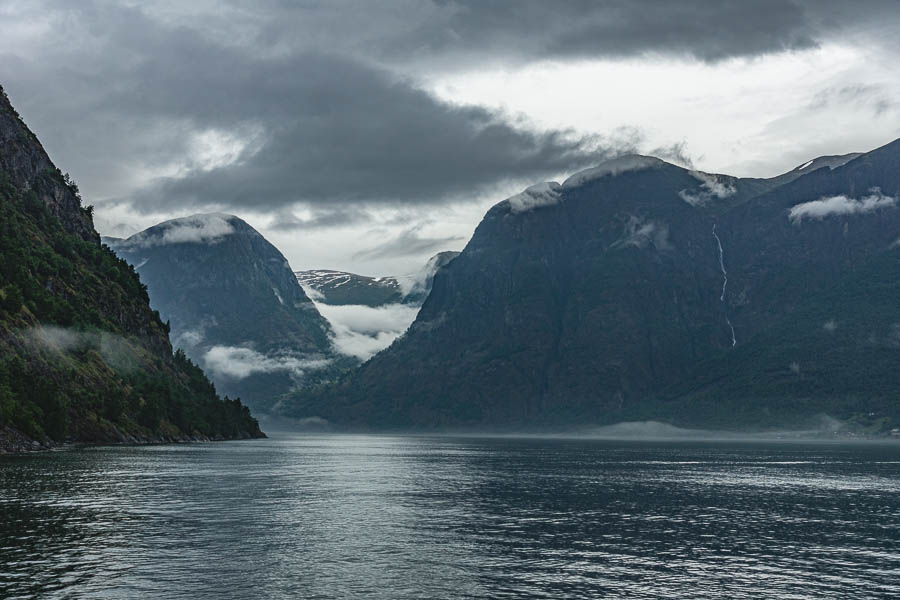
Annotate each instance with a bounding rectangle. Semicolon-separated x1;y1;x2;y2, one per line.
2;0;900;276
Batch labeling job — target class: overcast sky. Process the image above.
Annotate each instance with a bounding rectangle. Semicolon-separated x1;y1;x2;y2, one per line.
2;0;900;275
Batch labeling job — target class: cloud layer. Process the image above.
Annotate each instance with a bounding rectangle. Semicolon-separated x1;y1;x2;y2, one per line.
202;345;331;380
119;214;236;248
789;188;898;223
314;302;420;361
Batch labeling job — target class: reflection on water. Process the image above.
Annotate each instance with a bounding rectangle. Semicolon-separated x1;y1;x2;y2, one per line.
2;436;900;599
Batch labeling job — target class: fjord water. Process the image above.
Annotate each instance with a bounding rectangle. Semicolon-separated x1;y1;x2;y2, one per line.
2;436;899;599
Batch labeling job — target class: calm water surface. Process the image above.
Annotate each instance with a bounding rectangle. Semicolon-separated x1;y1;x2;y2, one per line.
1;435;899;599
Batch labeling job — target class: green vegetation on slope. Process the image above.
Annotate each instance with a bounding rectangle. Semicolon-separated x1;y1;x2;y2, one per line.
0;85;262;446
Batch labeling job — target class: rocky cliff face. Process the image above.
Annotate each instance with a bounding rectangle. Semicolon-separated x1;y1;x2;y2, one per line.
0;84;263;448
288;144;900;434
0;87;95;243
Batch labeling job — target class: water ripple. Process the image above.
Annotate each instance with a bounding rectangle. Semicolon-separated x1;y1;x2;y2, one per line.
2;436;899;598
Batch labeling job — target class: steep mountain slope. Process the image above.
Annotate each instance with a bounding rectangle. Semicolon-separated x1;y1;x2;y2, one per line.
288;146;900;433
0;85;262;449
107;216;339;413
289;158;754;428
669;142;900;428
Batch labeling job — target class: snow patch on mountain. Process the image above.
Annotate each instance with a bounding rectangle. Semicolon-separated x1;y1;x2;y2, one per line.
678;171;736;206
506;182;562;213
789;188;897;224
562;155;665;189
790;153;863;174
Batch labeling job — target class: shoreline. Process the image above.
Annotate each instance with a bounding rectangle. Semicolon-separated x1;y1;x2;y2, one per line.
0;425;266;455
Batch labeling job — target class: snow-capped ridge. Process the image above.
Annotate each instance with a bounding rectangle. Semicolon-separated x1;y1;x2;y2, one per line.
788;153;863;175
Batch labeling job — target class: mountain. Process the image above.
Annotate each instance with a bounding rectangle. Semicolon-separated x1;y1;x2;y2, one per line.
296;251;459;307
296;270;405;307
106;215;340;413
0;85;262;450
287;146;900;434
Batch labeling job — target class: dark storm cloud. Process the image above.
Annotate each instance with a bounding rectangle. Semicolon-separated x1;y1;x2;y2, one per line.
128;50;613;211
374;0;818;64
243;0;899;65
2;0;899;220
0;1;618;213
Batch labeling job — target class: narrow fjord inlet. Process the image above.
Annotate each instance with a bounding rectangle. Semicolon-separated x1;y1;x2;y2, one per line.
3;2;900;598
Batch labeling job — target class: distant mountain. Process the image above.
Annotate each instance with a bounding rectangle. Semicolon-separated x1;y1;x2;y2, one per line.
296;251;459;307
0;85;262;450
107;215;340;413
296;270;405;307
294;251;460;362
288;145;900;435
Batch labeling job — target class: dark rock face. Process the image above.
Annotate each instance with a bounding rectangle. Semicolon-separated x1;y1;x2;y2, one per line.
107;215;337;413
289;144;900;433
0;84;263;445
0;87;95;243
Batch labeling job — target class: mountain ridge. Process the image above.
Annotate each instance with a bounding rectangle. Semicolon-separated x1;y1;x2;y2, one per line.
285;139;900;434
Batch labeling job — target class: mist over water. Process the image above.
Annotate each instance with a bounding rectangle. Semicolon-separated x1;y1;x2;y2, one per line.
2;435;899;599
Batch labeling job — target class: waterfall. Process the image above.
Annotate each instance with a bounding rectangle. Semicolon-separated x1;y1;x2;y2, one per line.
712;224;736;347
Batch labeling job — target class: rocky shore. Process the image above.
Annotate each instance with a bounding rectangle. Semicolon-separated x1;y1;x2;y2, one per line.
0;425;264;454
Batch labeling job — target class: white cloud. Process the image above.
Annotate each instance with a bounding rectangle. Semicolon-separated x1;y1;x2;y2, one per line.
789;188;897;224
122;214;237;248
679;171;736;206
313;302;420;361
202;345;330;379
823;320;838;332
613;216;672;251
505;182;561;213
561;155;664;189
298;282;326;301
174;329;204;348
22;326;140;373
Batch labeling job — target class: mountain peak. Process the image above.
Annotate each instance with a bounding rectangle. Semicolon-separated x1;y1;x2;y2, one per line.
118;213;248;249
561;154;669;189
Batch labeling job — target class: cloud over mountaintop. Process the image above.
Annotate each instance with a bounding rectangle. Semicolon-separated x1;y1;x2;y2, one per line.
119;214;236;248
679;172;737;206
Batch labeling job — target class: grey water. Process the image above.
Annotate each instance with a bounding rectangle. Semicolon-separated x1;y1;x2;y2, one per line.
2;435;899;599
